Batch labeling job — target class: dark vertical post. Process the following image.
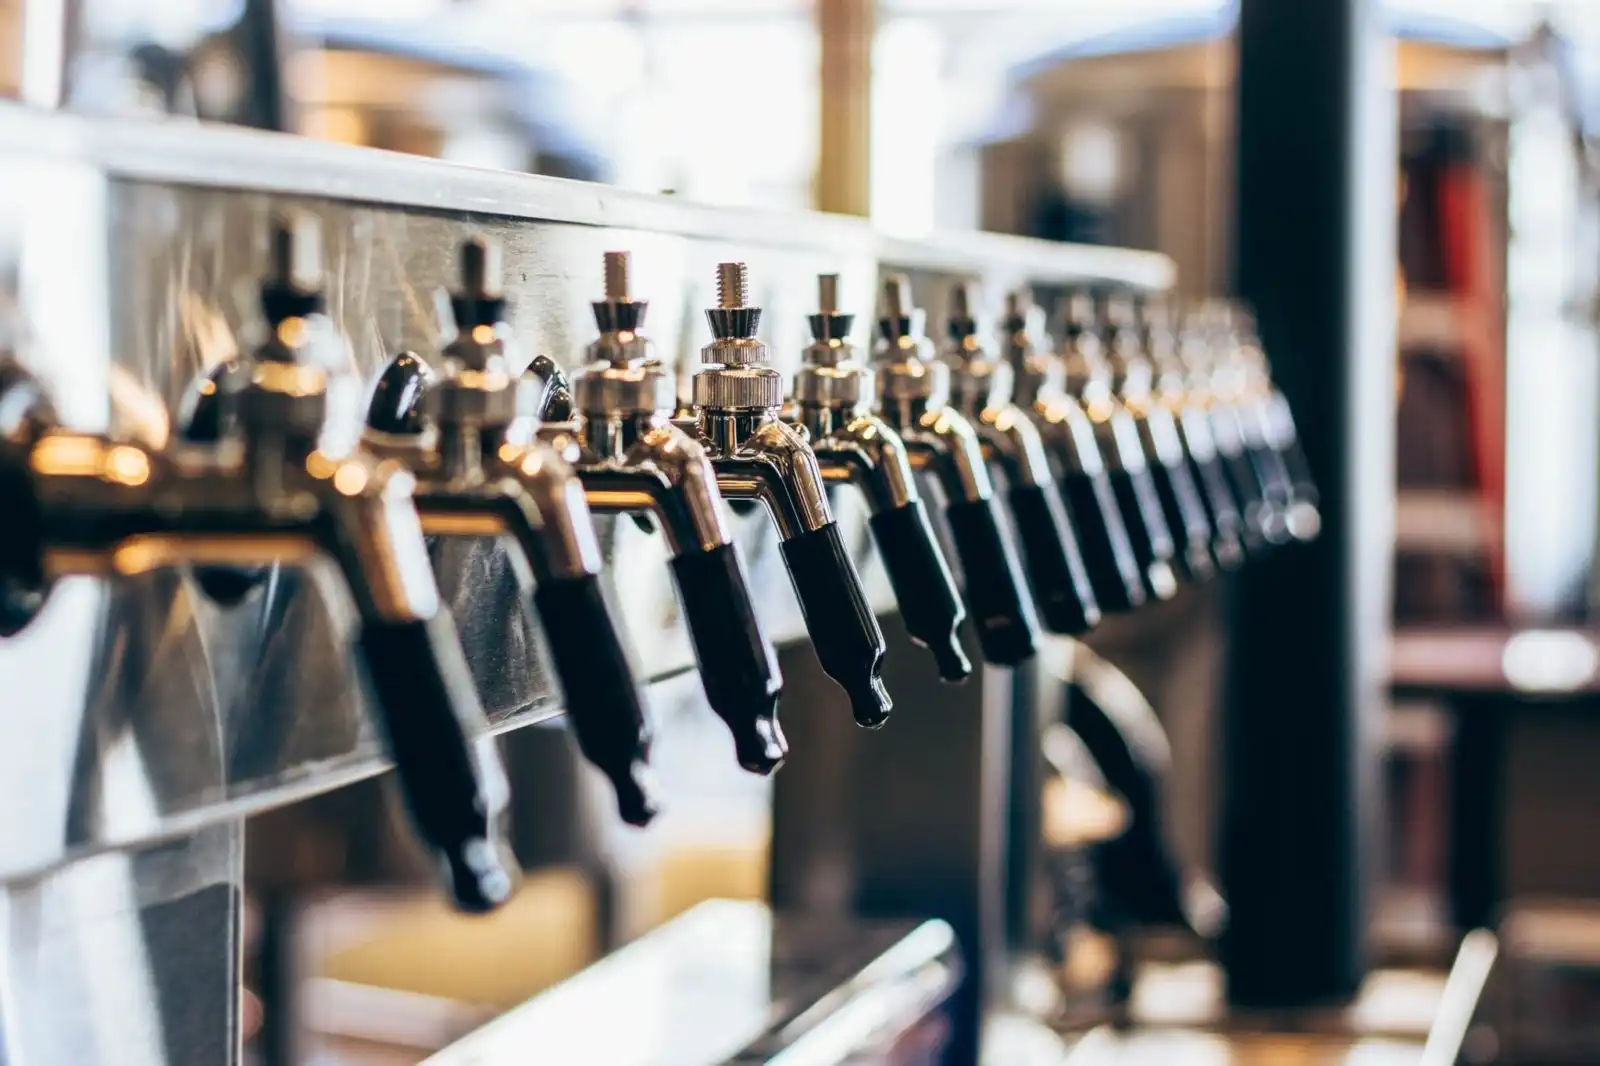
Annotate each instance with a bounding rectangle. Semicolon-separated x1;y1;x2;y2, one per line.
237;0;294;132
255;891;302;1066
1004;664;1044;954
1222;0;1395;1006
1447;696;1504;933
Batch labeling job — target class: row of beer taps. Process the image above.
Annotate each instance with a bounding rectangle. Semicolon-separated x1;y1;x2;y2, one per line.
0;215;1316;917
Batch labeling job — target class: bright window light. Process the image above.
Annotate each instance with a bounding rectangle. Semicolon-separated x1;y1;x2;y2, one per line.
1501;630;1599;692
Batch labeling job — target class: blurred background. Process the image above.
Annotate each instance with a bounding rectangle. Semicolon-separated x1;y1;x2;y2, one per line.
5;0;1600;1062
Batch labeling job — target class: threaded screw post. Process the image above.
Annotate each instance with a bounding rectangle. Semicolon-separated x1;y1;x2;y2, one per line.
603;251;630;302
716;262;748;309
882;274;911;320
951;280;978;321
818;274;840;315
460;237;501;298
269;211;322;293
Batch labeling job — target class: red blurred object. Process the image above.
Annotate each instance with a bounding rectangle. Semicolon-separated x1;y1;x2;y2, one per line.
1435;143;1506;610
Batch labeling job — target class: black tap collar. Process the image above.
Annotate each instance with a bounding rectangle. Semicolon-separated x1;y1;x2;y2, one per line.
808;311;855;343
593;299;648;334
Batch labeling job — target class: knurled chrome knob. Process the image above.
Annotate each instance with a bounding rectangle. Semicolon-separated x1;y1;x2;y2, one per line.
804;273;856;365
431;236;519;427
441;236;512;371
693;364;786;410
429;365;519;427
872;274;946;405
258;210;326;336
694;262;783;411
239;359;330;437
947;279;981;341
794;273;867;410
701;261;769;369
1139;292;1185;373
1054;291;1099;341
574;363;676;417
242;214;335;436
575;250;675;415
876;273;923;345
1055;290;1113;388
940;280;1011;411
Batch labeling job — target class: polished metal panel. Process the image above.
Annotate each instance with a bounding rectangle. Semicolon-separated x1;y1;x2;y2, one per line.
0;106;1171;887
424;899;961;1066
0;824;243;1066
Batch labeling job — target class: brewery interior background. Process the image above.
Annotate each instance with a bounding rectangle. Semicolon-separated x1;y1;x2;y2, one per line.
5;0;1600;1063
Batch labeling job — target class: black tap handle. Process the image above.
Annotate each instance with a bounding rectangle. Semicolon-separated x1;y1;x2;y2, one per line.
1108;467;1179;601
1007;483;1101;636
531;575;659;827
869;501;972;682
943;498;1040;665
670;544;786;772
1271;409;1320;513
1219;446;1274;551
1282;439;1317;502
178;362;240;444
1059;472;1146;613
1149;458;1217;585
356;613;519;913
1190;453;1248;570
526;355;575;423
0;439;46;637
779;522;892;728
367;352;434;436
0;574;44;637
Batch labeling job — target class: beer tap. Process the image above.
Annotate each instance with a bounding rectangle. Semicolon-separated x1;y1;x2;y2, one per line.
0;216;518;912
0;359;56;635
870;274;1039;664
1226;304;1320;542
1058;293;1179;602
939;280;1100;636
1138;294;1247;570
686;262;890;726
1101;292;1216;584
1177;304;1277;551
789;273;972;682
1002;290;1147;614
364;237;658;827
526;251;787;771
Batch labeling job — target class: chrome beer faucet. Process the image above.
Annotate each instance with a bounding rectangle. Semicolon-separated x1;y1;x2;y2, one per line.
939;281;1100;636
1058;292;1179;603
1225;304;1321;542
871;274;1040;665
528;251;787;772
0;216;518;912
1102;292;1217;584
1182;302;1317;548
789;273;972;682
1177;302;1278;551
686;262;891;727
1001;289;1147;615
364;237;659;827
1139;294;1247;569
